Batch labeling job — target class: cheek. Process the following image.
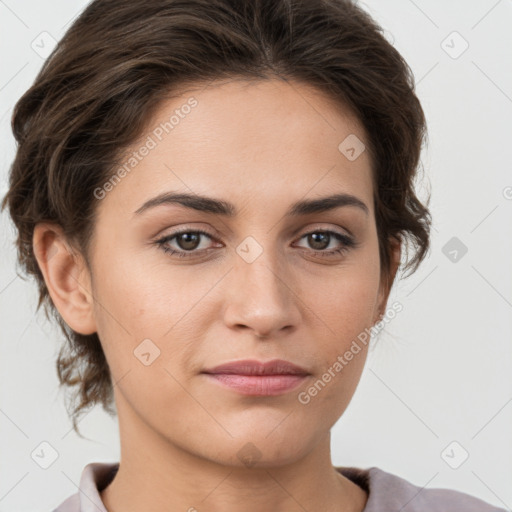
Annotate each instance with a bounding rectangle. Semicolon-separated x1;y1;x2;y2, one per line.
307;259;381;341
297;281;375;426
93;247;186;331
90;251;214;380
301;254;380;400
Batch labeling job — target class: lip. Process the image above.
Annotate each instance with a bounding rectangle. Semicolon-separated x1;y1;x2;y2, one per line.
201;359;310;396
202;359;310;376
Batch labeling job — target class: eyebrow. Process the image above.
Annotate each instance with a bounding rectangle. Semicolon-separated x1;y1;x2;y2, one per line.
133;191;369;217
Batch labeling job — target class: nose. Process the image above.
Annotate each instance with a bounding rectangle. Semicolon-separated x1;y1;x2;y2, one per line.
223;246;301;339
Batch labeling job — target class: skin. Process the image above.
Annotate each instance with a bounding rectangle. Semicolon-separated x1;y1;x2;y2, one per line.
34;77;400;512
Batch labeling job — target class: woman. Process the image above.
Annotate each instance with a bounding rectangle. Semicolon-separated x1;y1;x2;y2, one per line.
2;0;506;511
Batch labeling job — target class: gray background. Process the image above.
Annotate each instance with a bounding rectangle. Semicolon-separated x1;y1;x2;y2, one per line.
1;0;511;510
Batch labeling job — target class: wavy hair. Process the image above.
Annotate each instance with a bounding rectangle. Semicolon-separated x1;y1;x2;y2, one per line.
1;0;431;436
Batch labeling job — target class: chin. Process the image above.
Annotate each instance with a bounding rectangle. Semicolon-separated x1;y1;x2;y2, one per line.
206;434;311;469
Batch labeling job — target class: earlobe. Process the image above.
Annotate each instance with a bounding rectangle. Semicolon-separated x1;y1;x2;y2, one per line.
33;223;97;335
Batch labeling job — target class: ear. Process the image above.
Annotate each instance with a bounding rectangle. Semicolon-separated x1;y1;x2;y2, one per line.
33;222;97;335
373;236;401;324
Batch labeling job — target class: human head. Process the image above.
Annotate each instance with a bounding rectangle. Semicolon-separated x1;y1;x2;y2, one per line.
2;0;431;438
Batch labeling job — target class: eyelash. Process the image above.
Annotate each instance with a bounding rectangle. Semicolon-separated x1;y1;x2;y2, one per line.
154;228;358;259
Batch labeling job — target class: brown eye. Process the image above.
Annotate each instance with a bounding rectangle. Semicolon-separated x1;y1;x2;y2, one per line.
307;232;330;250
175;232;202;251
295;230;357;257
155;229;219;258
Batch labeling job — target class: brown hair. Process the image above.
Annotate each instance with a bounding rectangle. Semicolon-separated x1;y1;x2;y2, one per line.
2;0;431;437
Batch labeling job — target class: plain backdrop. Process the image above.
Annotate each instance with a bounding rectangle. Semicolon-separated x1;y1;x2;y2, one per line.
1;0;511;511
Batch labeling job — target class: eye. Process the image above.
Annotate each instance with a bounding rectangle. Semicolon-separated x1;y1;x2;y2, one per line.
154;228;358;259
294;230;357;257
154;229;220;258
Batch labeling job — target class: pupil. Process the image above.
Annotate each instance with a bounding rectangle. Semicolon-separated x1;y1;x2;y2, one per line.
178;233;200;250
309;232;329;250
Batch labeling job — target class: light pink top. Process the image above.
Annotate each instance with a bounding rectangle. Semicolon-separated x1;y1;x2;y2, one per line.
52;462;507;511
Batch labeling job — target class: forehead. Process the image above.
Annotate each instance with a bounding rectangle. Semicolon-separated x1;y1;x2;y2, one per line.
96;77;374;218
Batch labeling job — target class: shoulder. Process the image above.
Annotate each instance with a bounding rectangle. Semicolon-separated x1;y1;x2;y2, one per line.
52;462;118;512
337;466;508;512
52;492;80;512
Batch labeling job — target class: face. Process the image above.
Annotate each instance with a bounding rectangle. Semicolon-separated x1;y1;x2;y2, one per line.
44;78;398;467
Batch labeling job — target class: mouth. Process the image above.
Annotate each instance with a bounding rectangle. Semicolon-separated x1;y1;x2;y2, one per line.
201;359;310;396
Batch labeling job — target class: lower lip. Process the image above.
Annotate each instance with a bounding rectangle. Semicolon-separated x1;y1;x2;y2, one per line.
202;373;308;396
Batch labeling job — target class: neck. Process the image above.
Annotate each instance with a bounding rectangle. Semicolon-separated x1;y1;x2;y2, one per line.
100;394;368;512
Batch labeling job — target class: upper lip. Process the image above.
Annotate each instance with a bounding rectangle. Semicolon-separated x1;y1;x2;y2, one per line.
202;359;310;376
